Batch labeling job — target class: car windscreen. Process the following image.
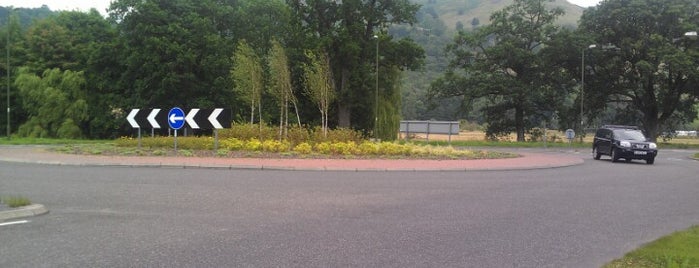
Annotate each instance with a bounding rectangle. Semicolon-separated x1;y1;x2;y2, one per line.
614;129;647;141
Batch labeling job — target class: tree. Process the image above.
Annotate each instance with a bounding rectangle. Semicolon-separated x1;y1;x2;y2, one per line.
108;0;236;110
268;39;300;139
14;68;88;138
303;50;335;137
578;0;699;140
375;66;403;141
231;40;264;125
288;0;424;131
430;0;564;141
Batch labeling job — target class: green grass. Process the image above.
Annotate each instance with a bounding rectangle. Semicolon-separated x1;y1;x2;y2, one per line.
693;152;699;159
1;196;32;208
604;226;699;268
0;137;109;145
422;140;591;148
420;140;699;150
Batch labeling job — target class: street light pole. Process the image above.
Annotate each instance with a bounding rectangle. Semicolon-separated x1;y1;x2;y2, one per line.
580;44;597;142
374;34;379;139
6;10;11;140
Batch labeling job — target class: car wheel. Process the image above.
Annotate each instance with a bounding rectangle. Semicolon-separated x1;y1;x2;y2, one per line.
625;158;632;163
611;148;619;162
646;157;655;164
593;147;601;160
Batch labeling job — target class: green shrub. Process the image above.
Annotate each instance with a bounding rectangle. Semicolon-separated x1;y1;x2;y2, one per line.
1;196;32;208
178;149;194;157
216;149;229;157
220;123;276;140
287;126;311;146
330;141;358;155
262;139;289;152
314;142;332;154
358;141;380;155
245;138;262;151
311;127;364;143
293;142;313;154
378;142;411;155
221;138;245;151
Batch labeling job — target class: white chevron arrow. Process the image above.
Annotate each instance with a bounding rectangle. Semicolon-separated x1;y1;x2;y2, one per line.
127;109;140;128
208;108;224;129
147;109;161;128
185;108;200;129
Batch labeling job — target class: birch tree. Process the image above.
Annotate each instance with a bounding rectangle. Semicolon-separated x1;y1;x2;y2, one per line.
231;40;264;125
268;39;300;139
303;50;335;137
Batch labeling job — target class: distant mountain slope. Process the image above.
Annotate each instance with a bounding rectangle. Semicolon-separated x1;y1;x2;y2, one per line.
415;0;584;30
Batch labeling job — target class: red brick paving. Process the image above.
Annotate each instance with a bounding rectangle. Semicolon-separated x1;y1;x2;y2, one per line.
0;146;584;171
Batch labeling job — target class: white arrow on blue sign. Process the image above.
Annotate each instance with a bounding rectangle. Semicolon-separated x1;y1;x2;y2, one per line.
168;107;186;130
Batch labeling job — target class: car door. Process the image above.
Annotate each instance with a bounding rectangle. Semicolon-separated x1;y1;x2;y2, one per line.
597;129;612;154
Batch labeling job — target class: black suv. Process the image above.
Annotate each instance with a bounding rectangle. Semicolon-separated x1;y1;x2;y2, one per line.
592;125;658;164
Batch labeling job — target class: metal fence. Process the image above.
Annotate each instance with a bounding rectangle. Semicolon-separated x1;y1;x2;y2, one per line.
399;120;460;142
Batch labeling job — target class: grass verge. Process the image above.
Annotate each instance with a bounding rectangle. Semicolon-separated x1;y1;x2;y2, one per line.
604;225;699;268
0;137;109;145
1;196;32;208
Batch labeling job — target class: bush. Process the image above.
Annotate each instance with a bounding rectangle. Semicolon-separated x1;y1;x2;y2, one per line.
311;127;364;143
378;142;412;155
1;196;32;208
219;123;276;141
460;120;483;131
221;138;245;151
358;141;379;155
287;126;311;146
330;141;358;155
314;142;332;154
262;139;290;152
293;142;313;154
244;138;262;151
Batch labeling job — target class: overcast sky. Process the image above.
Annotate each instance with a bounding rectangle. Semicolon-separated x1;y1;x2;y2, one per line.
4;0;602;16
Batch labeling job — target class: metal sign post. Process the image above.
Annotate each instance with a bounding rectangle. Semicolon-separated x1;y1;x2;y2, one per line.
168;107;185;154
565;129;576;149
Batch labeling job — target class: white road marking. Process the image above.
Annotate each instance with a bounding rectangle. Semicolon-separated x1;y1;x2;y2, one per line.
0;220;29;226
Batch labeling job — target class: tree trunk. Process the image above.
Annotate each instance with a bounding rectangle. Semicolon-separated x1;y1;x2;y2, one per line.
337;68;351;128
515;106;525;142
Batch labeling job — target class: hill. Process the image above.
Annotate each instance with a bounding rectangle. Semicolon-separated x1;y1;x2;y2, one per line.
398;0;586;121
416;0;584;30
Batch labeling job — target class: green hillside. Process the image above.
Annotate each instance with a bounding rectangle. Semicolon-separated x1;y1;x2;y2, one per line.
415;0;584;30
398;0;586;121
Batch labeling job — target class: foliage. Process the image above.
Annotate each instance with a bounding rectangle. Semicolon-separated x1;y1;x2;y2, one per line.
1;196;32;208
268;39;301;138
114;125;509;159
14;68;88;138
108;0;236;110
302;50;335;137
430;0;565;142
577;0;699;141
289;0;424;130
375;67;403;141
231;40;264;125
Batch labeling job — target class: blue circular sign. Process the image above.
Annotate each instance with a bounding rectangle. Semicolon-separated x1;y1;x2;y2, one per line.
168;107;185;130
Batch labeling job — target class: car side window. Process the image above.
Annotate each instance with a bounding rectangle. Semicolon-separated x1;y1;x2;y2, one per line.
605;130;612;139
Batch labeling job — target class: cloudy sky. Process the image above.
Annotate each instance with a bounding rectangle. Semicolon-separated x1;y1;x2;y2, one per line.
4;0;602;16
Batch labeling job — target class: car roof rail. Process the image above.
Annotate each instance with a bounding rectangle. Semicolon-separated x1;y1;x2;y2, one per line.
602;125;639;129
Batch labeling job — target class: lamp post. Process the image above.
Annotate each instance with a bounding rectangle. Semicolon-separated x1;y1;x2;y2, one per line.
6;9;13;140
374;34;379;139
580;43;620;142
580;44;596;142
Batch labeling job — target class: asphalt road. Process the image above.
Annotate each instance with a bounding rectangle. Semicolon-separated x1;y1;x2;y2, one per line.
1;150;698;267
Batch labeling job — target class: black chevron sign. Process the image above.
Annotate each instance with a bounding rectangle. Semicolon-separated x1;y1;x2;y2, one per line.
127;108;231;129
